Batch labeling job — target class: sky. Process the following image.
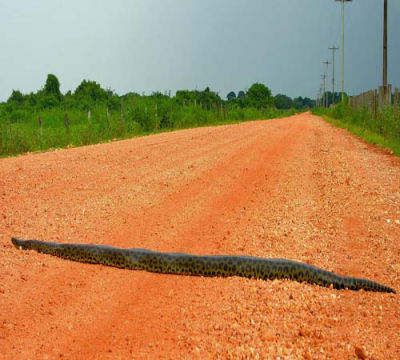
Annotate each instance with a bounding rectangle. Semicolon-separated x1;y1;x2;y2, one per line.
0;0;399;101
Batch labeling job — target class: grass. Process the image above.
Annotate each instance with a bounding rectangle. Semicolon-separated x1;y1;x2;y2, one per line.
313;103;400;157
0;101;297;157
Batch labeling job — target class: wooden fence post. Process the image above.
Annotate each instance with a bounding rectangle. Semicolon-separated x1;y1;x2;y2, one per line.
371;90;375;114
374;89;378;118
394;88;399;118
387;84;392;105
88;109;91;123
378;86;385;109
64;113;69;133
38;116;42;137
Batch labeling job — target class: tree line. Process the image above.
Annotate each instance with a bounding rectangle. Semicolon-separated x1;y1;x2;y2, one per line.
0;74;316;155
2;74;314;115
227;86;314;110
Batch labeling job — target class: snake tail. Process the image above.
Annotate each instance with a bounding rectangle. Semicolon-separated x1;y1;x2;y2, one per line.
11;238;396;294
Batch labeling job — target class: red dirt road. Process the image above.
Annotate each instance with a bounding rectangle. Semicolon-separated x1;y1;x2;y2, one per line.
1;113;399;359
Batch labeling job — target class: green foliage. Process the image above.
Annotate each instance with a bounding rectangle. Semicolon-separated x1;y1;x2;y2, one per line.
313;102;400;157
245;83;272;109
44;74;62;101
0;76;297;157
8;90;25;104
292;96;314;109
237;91;245;99
274;94;292;109
227;91;236;101
40;93;61;109
175;87;222;109
273;94;314;110
74;80;108;105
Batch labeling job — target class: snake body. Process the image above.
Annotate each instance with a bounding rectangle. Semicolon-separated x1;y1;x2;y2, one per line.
11;237;395;293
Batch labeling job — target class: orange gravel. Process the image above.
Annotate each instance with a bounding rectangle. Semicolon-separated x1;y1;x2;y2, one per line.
1;112;399;360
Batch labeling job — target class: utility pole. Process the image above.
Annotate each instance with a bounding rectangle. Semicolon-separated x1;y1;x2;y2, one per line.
329;44;339;105
322;74;327;108
383;0;388;96
335;0;353;102
317;85;323;107
323;60;331;107
320;85;323;107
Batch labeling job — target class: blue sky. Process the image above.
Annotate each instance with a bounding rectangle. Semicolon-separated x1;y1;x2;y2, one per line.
0;0;399;101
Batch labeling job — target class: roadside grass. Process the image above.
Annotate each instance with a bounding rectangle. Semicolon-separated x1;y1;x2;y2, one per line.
0;104;297;157
313;103;400;157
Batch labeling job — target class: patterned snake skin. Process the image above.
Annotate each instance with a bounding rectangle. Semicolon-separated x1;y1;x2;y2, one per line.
11;238;395;293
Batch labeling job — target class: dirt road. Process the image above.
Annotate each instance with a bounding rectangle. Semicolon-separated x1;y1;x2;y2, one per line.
1;113;399;359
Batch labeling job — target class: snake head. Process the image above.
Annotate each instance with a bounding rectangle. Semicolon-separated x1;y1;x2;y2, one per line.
11;237;25;249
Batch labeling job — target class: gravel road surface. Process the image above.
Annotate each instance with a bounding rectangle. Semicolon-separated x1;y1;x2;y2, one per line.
1;113;399;359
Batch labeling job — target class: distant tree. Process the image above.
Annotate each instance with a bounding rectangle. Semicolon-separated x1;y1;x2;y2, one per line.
274;94;292;109
292;96;315;109
74;80;108;102
7;90;25;104
227;91;236;101
106;87;116;97
151;91;169;99
302;97;314;108
175;87;221;109
237;91;246;99
246;83;273;108
175;90;196;105
27;92;38;107
44;74;62;100
39;94;60;108
292;96;304;109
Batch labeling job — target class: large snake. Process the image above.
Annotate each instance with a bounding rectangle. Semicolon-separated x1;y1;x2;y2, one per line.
11;237;395;293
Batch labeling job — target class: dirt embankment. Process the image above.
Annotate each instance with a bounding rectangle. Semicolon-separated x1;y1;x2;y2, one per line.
1;113;399;359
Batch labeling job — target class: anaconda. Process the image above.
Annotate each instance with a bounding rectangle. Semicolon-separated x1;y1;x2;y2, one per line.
11;237;396;293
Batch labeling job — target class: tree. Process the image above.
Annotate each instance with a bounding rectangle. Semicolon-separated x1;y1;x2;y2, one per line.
175;87;221;109
246;83;272;108
7;90;25;104
227;91;236;101
292;96;304;109
44;74;62;100
237;91;245;99
302;97;314;108
274;94;293;109
74;80;109;106
39;94;60;108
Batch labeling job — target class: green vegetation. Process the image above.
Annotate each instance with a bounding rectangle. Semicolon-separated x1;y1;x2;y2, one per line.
0;74;308;157
274;94;314;110
226;84;314;110
318;91;343;107
313;101;400;156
